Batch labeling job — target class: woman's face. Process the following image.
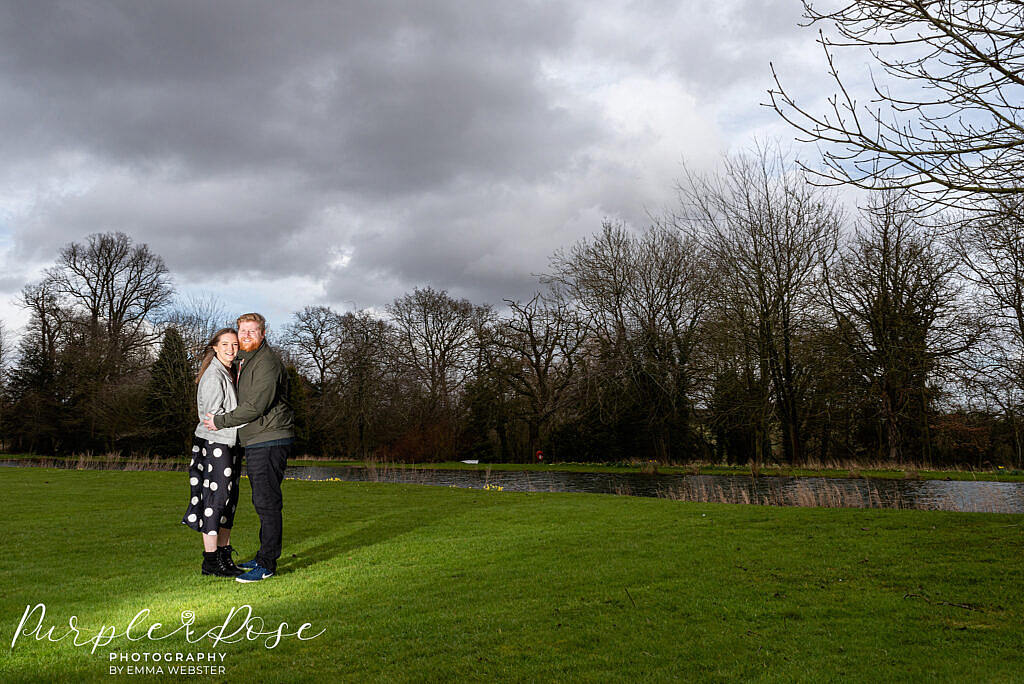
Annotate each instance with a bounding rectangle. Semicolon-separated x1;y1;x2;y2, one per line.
214;332;239;367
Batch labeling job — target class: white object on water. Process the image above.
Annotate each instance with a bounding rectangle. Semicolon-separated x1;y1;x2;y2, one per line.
461;460;479;464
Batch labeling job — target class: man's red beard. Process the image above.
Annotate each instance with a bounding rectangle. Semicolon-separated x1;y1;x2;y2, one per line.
239;337;261;352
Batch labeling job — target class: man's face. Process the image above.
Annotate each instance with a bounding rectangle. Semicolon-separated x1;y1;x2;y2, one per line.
238;320;264;352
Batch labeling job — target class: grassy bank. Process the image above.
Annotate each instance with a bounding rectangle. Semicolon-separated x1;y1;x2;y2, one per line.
290;458;1024;483
6;452;1024;482
1;468;1021;681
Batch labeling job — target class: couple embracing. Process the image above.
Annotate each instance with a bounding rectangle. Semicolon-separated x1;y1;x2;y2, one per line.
182;312;294;583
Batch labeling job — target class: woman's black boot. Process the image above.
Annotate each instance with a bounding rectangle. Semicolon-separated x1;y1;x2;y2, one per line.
202;549;243;577
217;545;244;576
201;550;222;576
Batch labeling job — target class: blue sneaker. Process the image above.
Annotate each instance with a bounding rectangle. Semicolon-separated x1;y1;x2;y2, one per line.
236;565;274;583
237;558;259;570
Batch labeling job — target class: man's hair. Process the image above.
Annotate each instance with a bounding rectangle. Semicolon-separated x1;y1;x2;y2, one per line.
236;312;267;333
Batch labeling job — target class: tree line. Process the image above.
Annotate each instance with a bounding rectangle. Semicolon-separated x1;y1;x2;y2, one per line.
0;147;1021;467
2;1;1021;467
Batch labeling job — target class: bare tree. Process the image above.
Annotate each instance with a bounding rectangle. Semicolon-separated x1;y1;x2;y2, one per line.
334;311;393;458
386;287;488;459
825;195;982;462
953;201;1024;464
388;287;484;414
0;319;9;383
45;232;174;365
768;1;1024;210
681;145;843;464
701;298;775;465
163;293;231;372
548;219;713;461
8;235;172;452
485;293;588;458
285;305;345;389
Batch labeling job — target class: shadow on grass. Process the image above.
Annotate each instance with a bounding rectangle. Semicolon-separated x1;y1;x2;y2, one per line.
274;481;520;578
279;511;434;576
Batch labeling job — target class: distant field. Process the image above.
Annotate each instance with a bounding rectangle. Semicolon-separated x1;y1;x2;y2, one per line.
1;468;1022;682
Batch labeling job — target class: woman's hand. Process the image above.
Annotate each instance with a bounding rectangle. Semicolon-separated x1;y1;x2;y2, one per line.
202;413;219;431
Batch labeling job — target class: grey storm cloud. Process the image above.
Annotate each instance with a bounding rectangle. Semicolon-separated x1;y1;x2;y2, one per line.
0;0;813;316
1;1;586;184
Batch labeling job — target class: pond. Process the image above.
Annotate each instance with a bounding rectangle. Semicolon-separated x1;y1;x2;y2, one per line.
286;464;1024;513
3;459;1023;513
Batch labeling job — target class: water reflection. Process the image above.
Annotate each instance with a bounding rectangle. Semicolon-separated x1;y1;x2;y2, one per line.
286;465;1024;513
3;459;1023;513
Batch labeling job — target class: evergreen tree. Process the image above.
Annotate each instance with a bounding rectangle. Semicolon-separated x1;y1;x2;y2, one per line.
146;328;194;455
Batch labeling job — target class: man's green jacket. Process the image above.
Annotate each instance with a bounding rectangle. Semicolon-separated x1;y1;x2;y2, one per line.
213;340;294;447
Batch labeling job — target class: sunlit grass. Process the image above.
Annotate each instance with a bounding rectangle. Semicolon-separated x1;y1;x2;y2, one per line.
2;468;1022;681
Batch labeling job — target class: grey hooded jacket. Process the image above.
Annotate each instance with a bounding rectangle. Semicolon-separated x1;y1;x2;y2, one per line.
194;359;242;446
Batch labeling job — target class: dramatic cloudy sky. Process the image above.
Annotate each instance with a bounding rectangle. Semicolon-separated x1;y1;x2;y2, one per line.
0;0;841;333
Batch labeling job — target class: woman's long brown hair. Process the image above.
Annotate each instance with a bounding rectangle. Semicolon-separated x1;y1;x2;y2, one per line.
195;327;238;384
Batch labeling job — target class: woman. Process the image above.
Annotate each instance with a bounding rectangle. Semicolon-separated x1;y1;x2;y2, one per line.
183;327;245;577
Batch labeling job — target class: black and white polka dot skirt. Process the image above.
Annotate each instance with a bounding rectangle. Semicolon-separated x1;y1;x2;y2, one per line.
181;437;243;536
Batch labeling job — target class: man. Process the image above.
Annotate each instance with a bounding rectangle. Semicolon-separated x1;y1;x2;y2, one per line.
203;312;293;583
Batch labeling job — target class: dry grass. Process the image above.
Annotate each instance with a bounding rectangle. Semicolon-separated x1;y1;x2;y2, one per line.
2;452;188;472
657;477;1020;512
658;479;905;509
289;454;350;462
778;456;1007;476
663;455;1018;479
363;454;388;481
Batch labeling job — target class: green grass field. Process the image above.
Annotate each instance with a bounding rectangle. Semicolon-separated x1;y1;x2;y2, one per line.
1;468;1022;682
